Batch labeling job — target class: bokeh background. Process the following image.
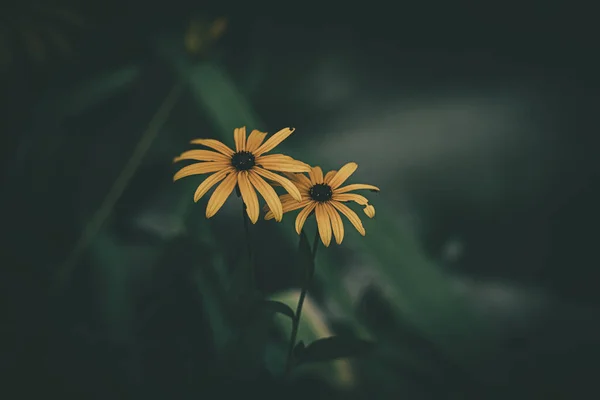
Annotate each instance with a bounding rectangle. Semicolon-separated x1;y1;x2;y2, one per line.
1;1;599;398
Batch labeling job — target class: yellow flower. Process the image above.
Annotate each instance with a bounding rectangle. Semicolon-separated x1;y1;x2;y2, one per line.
265;162;380;246
173;126;311;223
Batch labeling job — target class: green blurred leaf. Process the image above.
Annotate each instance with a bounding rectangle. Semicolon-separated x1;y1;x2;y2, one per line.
220;306;273;379
293;340;305;359
58;65;141;116
296;336;375;365
262;300;295;320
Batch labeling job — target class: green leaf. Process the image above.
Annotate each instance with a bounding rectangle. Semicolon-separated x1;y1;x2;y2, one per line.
296;336;375;365
58;65;141;116
262;300;295;320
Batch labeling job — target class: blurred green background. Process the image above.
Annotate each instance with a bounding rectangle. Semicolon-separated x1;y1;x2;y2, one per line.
1;1;599;399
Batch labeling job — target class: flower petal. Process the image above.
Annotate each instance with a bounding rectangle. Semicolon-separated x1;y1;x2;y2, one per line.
173;149;230;163
193;168;233;202
280;192;310;204
190;139;234;157
255;154;312;172
315;203;332;247
335;183;380;193
189;138;234;156
266;193;309;210
309;166;324;184
332;193;369;205
246;129;268;152
265;199;311;220
331;201;365;236
328;162;358;189
254;127;295;156
238;171;259;223
254;167;303;201
173;162;231;181
324;202;344;244
363;204;375;218
205;172;238;218
295;201;317;234
324;170;337;183
284;172;312;190
234;126;246;152
248;171;283;222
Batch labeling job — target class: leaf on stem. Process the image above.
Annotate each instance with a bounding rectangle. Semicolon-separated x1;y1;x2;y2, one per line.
293;340;306;359
262;300;295;320
294;336;375;365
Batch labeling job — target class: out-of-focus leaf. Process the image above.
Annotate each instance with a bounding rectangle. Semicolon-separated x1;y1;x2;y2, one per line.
184;16;228;57
263;300;295;320
88;231;137;345
220;307;272;380
157;37;263;134
293;340;305;359
58;65;141;116
0;3;85;68
295;336;375;365
356;200;502;379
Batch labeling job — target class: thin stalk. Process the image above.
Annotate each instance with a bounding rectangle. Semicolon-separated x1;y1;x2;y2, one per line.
54;82;184;291
241;201;254;288
284;229;320;377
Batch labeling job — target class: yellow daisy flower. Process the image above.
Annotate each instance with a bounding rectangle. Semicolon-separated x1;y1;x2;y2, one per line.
173;126;311;223
265;162;380;246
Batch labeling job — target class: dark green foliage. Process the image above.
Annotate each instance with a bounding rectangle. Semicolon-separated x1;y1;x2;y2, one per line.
263;300;295;320
294;336;375;365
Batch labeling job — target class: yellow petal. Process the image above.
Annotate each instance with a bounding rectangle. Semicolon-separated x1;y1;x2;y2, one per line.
324;170;337;183
315;203;332;247
238;171;259;223
332;193;369;205
295;202;317;234
279;193;310;204
363;204;375;218
205;172;238;218
331;201;365;236
173;162;231;181
263;193;312;214
248;171;283;222
246;129;268;152
253;167;303;201
284;172;312;190
328;162;358;189
255;154;312;172
173;149;230;163
309;166;324;184
254;127;295;156
190;138;234;156
193;168;233;202
265;199;311;220
234;126;246;152
324;202;344;244
335;183;380;194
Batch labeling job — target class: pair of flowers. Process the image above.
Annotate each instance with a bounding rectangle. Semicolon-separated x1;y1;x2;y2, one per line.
173;127;379;246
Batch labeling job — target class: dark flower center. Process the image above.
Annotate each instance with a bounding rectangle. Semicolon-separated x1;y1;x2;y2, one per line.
309;183;333;202
231;151;255;171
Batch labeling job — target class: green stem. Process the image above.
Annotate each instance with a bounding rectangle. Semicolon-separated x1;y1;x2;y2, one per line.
241;201;254;288
284;229;320;377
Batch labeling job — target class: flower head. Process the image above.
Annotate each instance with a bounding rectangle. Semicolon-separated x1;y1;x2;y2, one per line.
173;127;311;223
265;162;380;246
